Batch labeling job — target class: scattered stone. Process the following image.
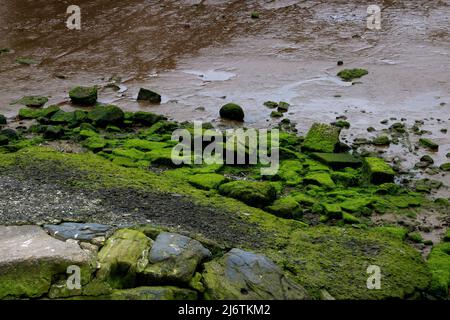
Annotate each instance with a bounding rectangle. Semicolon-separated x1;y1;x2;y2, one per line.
337;60;344;66
139;232;211;284
302;123;341;153
337;68;368;81
372;135;390;146
263;101;278;109
15;57;37;65
0;225;92;299
250;12;260;19
440;163;450;171
380;119;389;125
420;155;434;165
219;103;245;121
390;122;406;133
277;102;290;113
0;128;18;140
202;248;308;300
137;88;161;104
132;111;167;126
415;179;442;193
69;86;98;105
0;114;6;125
14;96;48;108
44;223;112;242
88;105;125;127
419;138;439;151
332;120;350;129
270;111;283;118
363;157;395;184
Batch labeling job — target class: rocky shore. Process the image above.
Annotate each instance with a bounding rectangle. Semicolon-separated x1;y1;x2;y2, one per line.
0;88;448;300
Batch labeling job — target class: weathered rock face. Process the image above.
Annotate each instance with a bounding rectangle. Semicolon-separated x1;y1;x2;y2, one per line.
202;248;308;300
44;223;112;242
139;232;211;284
0;225;93;299
97;229;152;289
109;286;197;300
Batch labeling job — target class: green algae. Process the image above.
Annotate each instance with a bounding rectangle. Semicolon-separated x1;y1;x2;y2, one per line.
302;123;341;153
427;243;450;298
337;68;368;82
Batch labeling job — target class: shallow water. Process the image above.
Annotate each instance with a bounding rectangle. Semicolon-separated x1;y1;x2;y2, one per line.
0;0;449;192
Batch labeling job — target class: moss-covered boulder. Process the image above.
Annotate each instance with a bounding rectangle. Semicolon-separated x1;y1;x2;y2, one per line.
427;243;450;298
109;286;197;300
304;172;336;189
337;68;368;81
311;153;361;169
97;229;152;289
188;173;228;190
43;125;64;140
372;135;390;146
363;157;395;184
14;95;48;108
0;225;93;299
69;86;98;105
419;138;439;151
88;105;124;127
277;101;290;113
137;88;161;104
302;123;341;153
18;106;60;120
270;111;283;118
218;181;277;207
266;197;301;219
0;114;6;125
139;232;211;284
219;103;245;121
440;163;450;171
202;248;308;300
132;111;166;126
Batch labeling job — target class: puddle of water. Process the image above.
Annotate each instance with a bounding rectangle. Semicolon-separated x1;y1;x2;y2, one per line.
183;69;236;82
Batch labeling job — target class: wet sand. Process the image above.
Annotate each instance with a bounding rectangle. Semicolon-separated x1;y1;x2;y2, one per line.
0;0;449;192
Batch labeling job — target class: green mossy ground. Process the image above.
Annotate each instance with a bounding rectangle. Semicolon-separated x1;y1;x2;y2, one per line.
337;68;369;82
0;104;447;299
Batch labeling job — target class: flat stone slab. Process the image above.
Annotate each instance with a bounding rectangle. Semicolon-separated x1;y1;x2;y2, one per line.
44;222;112;241
0;225;92;299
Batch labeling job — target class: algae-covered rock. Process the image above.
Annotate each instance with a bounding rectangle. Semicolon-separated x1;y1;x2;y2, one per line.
372;135;390;146
14;95;48;108
219;103;245;121
263;101;278;109
202;248;308;300
363;157;395;184
43;125;64;140
311;152;361;169
188;173;228;190
427;243;450;298
0;114;7;125
97;229;152;289
50;110;87;126
0;225;93;299
218;181;277;207
0;134;9;146
132;111;166;126
270;111;283;118
137;88;161;103
88;105;124;127
302;123;341;153
440;163;450;171
18;105;60;120
266;197;301;219
415;178;442;193
69;86;98;105
419;138;439;151
139;232;211;284
277;101;290;113
337;68;368;81
109;286;197;300
83;136;107;152
304;172;336;189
